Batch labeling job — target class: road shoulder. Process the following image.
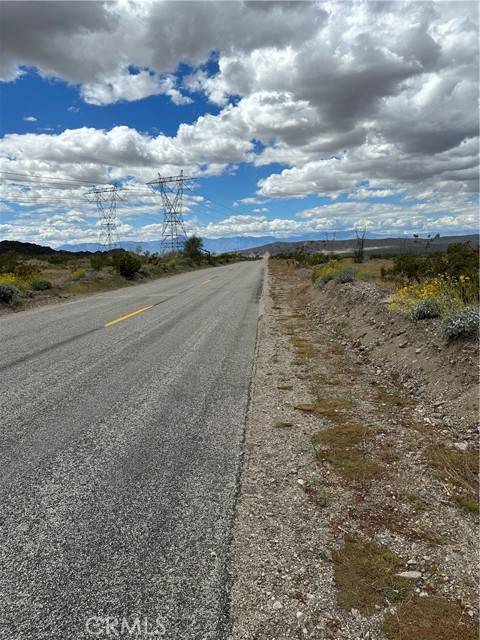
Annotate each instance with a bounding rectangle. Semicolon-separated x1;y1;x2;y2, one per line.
230;260;478;640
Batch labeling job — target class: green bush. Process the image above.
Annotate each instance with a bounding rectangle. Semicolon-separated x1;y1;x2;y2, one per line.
410;299;440;321
15;262;39;277
0;251;19;273
0;284;20;304
111;251;142;279
71;267;86;280
335;267;357;284
184;235;204;261
440;306;479;341
392;242;479;287
30;279;52;291
48;254;69;265
89;253;108;271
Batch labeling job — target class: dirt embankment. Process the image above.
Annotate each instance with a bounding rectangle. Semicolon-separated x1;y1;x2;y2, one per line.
310;276;478;442
231;261;478;640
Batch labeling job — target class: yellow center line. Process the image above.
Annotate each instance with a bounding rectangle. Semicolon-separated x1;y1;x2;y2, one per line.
201;278;211;285
104;304;154;328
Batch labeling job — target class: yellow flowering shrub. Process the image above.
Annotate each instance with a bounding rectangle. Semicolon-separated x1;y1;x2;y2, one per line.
312;260;348;282
0;272;33;291
389;275;478;317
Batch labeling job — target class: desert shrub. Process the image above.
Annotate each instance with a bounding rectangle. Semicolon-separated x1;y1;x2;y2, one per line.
71;267;86;280
15;262;39;277
335;267;357;283
440;307;479;341
0;284;20;304
89;253;108;271
273;251;331;265
410;299;440;321
30;279;52;291
138;264;152;277
311;259;342;283
184;235;204;261
48;254;69;265
392;242;478;285
0;272;32;291
111;251;141;279
0;251;19;273
389;276;478;317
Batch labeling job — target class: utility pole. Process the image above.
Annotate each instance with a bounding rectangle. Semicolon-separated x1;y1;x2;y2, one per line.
85;186;123;250
146;171;192;253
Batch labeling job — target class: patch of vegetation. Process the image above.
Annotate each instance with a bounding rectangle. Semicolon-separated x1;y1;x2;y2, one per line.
376;388;415;408
427;446;479;513
0;283;21;304
71;266;87;280
111;251;142;279
277;384;293;390
294;397;352;419
390;242;478;285
382;596;478;640
410;298;440;320
303;482;330;507
406;493;428;512
89;253;109;271
440;306;479;341
30;279;52;291
323;448;384;482
332;538;412;613
183;234;204;262
290;335;316;359
335;266;357;283
312;424;369;448
388;243;479;335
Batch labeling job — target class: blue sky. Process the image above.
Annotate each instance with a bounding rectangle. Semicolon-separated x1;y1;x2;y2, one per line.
0;1;478;248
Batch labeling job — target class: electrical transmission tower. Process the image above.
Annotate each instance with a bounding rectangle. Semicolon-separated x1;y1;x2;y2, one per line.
147;171;192;252
85;186;123;250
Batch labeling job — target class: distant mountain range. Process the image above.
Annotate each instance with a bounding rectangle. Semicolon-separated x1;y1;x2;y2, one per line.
1;232;478;258
238;233;479;256
58;230;457;254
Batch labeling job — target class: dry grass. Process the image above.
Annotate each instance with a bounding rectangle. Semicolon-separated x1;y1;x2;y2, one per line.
290;335;316;359
332;537;412;613
376;388;415;408
427;446;479;513
312;424;369;448
406;493;428;512
323;448;384;483
382;596;478;640
293;397;353;421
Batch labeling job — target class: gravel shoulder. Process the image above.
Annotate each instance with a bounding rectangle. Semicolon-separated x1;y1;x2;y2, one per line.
230;260;478;640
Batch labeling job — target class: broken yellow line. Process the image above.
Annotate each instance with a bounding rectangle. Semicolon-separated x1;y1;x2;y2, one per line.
104;304;153;328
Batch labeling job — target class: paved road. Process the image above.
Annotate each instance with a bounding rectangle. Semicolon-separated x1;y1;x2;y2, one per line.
0;260;263;640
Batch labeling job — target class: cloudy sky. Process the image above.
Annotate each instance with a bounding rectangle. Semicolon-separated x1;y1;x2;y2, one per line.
0;0;478;248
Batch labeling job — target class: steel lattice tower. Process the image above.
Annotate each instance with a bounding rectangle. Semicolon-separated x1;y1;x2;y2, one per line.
85;186;123;250
147;171;192;252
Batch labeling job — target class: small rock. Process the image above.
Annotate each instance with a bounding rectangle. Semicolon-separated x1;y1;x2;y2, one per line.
396;571;422;579
453;442;468;452
272;601;283;610
399;340;408;348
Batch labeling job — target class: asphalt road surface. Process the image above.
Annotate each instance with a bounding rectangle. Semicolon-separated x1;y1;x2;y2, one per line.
0;260;263;640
